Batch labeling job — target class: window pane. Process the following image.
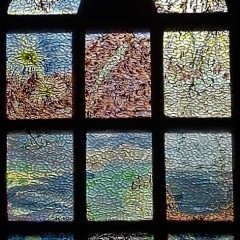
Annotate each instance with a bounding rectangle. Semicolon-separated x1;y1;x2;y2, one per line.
9;234;74;239
8;0;81;15
168;234;233;240
165;132;233;221
7;33;72;119
89;233;154;240
87;132;152;221
164;31;231;118
154;0;227;13
85;32;151;118
7;131;73;221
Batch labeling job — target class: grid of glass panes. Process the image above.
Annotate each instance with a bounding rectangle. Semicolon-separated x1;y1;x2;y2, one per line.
1;0;239;239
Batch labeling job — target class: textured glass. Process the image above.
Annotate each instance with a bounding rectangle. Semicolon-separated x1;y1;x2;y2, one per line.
89;233;154;240
154;0;227;13
8;0;81;15
165;133;233;221
85;32;151;118
87;132;152;221
7;33;72;119
168;235;233;240
164;31;230;117
7;132;73;221
9;234;74;240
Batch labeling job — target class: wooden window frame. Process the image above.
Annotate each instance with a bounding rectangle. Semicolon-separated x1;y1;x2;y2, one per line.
0;0;239;239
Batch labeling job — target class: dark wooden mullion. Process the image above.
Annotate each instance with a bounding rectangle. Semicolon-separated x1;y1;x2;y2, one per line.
228;0;240;239
0;1;8;239
72;24;86;239
151;26;165;229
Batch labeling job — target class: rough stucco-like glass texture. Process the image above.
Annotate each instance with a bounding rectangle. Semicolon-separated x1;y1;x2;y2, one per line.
168;235;233;240
164;31;231;117
8;0;81;15
154;0;227;13
165;133;233;221
7;132;73;221
9;234;74;240
87;133;152;221
89;233;154;240
85;32;151;118
7;33;72;119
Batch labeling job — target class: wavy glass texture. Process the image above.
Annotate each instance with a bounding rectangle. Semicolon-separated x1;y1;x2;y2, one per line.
164;31;231;117
86;133;152;221
8;0;81;15
89;233;154;240
165;133;233;221
9;234;74;240
7;33;72;119
154;0;227;13
168;235;233;240
7;132;73;221
85;32;151;118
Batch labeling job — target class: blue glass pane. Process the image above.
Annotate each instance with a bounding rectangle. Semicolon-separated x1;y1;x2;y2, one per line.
87;132;152;221
7;32;72;119
7;132;73;221
8;0;81;15
165;132;233;221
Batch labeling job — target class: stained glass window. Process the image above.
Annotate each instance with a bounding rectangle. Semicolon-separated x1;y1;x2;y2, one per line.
165;132;233;221
7;33;72;119
85;32;151;118
88;233;154;240
168;235;234;240
153;0;228;13
8;0;81;15
7;132;73;221
164;31;230;117
86;132;152;221
9;234;74;240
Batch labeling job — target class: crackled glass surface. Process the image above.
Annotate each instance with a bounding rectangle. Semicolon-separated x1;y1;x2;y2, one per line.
165;133;233;221
8;0;81;15
154;0;227;13
164;31;230;117
87;132;152;221
7;132;73;221
85;32;151;118
7;33;72;119
9;234;74;240
89;233;154;240
168;234;233;240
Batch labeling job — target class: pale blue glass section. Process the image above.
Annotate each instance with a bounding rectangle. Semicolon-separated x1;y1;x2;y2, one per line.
8;0;81;15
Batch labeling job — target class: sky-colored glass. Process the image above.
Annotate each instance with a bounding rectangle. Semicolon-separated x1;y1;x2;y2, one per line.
9;234;74;240
87;132;152;221
8;0;81;15
165;132;233;221
7;33;72;119
7;132;73;221
164;31;230;117
85;32;151;118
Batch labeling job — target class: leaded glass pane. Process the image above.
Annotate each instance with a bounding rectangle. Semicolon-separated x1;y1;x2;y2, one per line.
9;234;74;240
164;31;230;118
8;0;81;15
89;233;154;240
165;132;233;221
7;131;73;221
87;132;152;221
168;234;234;240
7;33;72;119
85;32;151;118
154;0;227;13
